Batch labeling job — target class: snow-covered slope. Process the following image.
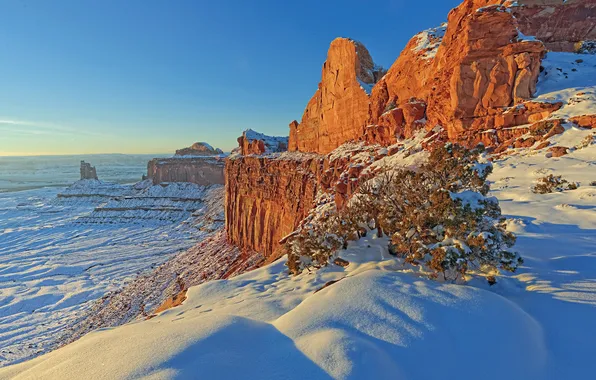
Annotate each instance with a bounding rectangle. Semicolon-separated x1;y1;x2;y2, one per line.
0;234;551;380
0;180;225;367
3;131;596;378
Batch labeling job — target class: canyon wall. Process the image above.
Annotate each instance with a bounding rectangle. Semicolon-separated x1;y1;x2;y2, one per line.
510;0;596;52
147;157;225;186
288;38;385;154
146;142;226;186
225;0;595;259
225;155;322;259
289;0;595;154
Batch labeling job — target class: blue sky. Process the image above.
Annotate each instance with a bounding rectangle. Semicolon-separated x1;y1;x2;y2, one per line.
0;0;458;155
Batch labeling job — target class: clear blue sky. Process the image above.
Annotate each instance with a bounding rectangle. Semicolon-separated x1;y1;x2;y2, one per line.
0;0;458;155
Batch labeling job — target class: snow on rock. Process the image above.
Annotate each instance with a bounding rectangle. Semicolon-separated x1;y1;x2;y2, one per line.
57;230;264;350
0;180;225;367
412;23;447;60
232;129;289;157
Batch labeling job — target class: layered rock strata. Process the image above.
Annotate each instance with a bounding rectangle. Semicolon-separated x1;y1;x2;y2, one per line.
225;0;594;260
147;157;225;186
147;142;226;186
288;38;385;154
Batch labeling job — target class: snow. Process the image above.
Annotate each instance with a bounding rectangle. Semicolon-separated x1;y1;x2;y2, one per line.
0;234;551;380
534;52;596;120
3;51;596;379
412;23;446;60
0;180;224;366
5;122;596;378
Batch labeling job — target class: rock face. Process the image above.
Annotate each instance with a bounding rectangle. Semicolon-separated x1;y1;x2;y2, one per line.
80;161;98;180
289;0;588;154
509;0;596;53
147;157;225;186
288;38;385;154
236;129;288;156
225;155;322;260
571;114;596;129
147;142;226;186
425;1;546;142
175;142;223;157
224;0;593;259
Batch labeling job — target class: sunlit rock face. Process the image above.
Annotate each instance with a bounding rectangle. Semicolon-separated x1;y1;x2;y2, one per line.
288;38;385;154
224;0;595;259
146;142;226;186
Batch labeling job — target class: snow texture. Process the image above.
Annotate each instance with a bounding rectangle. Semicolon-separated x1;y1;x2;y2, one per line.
0;179;224;366
412;23;447;60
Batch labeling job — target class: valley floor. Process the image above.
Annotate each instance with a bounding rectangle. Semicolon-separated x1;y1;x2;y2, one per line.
0;182;221;366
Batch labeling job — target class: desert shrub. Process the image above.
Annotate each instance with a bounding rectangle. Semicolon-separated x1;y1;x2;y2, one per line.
286;144;522;283
590;181;596;187
575;133;595;149
532;174;578;194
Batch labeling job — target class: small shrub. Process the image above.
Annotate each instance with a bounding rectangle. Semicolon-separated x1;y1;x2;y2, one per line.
286;144;521;284
575;133;595;150
590;181;596;187
532;174;578;194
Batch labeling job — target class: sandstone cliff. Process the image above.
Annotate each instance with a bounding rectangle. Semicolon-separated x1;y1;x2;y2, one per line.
235;129;288;156
225;154;322;259
290;0;595;153
288;38;385;154
225;0;596;260
147;157;225;186
147;143;225;186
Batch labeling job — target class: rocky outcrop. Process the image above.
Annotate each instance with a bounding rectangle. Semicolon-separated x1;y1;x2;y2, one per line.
147;141;226;186
175;142;223;157
147;157;225;186
289;38;385;154
571;114;596;129
225;0;592;260
80;161;98;180
509;0;596;53
289;0;582;154
236;129;288;156
225;155;322;260
425;1;547;142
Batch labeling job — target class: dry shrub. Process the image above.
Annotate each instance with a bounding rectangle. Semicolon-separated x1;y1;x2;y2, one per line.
286;144;522;284
532;174;578;194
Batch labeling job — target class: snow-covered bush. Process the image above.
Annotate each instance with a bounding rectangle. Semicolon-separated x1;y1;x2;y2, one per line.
286;144;522;283
532;174;578;194
575;133;595;150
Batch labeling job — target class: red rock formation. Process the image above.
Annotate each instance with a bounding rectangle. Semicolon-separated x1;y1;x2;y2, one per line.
147;157;225;186
426;2;546;141
509;0;596;52
225;0;592;261
289;38;384;154
548;146;569;157
368;24;445;126
571;114;596;129
237;129;288;156
175;142;223;156
225;156;323;260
